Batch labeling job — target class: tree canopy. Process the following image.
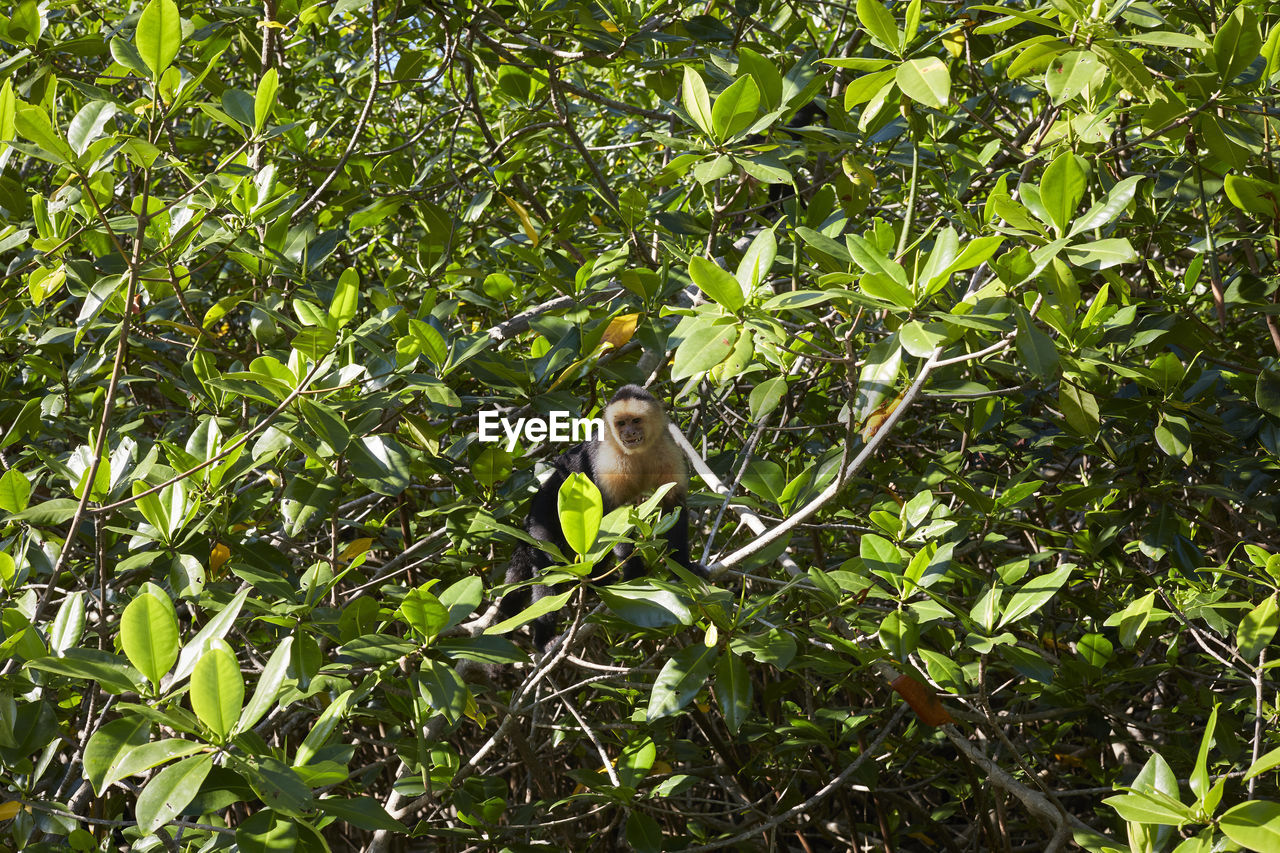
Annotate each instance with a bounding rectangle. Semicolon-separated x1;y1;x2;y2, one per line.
2;0;1280;850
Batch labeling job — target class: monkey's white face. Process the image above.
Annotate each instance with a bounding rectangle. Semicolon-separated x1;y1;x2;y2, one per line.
608;402;655;455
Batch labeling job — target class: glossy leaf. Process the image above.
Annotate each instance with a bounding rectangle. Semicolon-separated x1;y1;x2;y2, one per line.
120;586;180;687
135;753;214;833
135;0;183;78
190;639;244;740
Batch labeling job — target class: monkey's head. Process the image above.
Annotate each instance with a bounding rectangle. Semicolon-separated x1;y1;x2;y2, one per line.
605;385;666;455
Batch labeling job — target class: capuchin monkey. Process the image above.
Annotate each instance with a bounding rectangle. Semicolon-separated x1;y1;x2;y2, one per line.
498;385;699;649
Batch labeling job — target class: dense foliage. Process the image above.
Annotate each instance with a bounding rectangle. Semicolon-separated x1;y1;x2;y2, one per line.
2;0;1280;849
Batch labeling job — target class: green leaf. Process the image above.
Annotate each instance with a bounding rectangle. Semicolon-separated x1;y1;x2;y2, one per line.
1258;370;1280;417
1245;746;1280;781
899;320;947;357
1225;174;1280;219
170;588;249;686
860;534;902;577
136;753;214;833
6;497;80;525
749;377;787;419
558;472;602;557
711;75;760;141
0;468;31;514
292;325;338;360
1237;595;1278;662
14;104;75;165
648;643;718;721
1220;801;1280;852
598;582;693;629
1077;633;1113;667
689;256;745;311
299;398;350;453
878;609;919;658
1045;50;1101;104
24;648;144;693
1070;175;1143;236
232;753;314;817
1008;38;1069;79
254;66;279;134
715;651;751;733
295;689;352;766
67;101;118;156
1189;704;1218;801
1059;383;1100;436
190;639;243;741
855;334;903;421
397;585;449;640
236;810;299;853
1213;7;1262;83
998;564;1073;628
1264;23;1280;78
857;0;902;54
135;0;183;78
485;589;574;636
0;79;15;155
110;37;152;79
1040;151;1087;235
847;234;908;285
103;738;205;790
737;47;783;111
315;797;406;832
1015;310;1059;380
439;576;483;628
329;266;359;328
49;590;86;654
796;226;853;265
736;227;776;292
238;636;294;733
120;586;180;687
1097;43;1153;95
1125;32;1210;50
844;68;897;108
896;57;950;108
627;812;662;851
1103;790;1193;825
1063;237;1137;270
347;434;412;496
860;273;917;309
672;320;739;380
681;66;713;137
7;0;42;44
84;716;151;795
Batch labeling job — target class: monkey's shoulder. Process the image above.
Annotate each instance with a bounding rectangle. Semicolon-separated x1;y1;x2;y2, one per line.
546;442;596;478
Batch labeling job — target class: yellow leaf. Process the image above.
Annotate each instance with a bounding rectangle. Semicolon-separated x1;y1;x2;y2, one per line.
501;193;539;246
209;543;231;572
339;537;374;562
600;20;619;32
601;313;639;351
0;800;24;820
860;392;903;441
463;692;486;727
